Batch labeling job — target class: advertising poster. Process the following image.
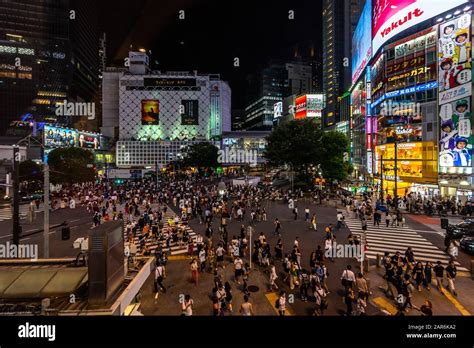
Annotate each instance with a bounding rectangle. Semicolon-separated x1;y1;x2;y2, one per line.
78;131;101;150
141;100;160;125
372;0;469;55
438;12;473;168
44;125;77;149
181;100;199;125
295;95;307;119
352;0;372;85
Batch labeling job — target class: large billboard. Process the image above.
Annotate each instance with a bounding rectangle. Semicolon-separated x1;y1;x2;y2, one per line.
44;125;77;149
295;95;325;119
141;100;160;125
44;125;102;152
372;0;469;55
180;100;199;125
352;0;373;85
438;12;473;169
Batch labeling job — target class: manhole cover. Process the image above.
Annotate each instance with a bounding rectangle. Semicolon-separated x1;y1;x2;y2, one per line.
247;285;259;293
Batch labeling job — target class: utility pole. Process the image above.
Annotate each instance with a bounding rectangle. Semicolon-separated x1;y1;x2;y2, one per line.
43;164;50;258
12;146;20;246
394;141;398;210
380;154;384;203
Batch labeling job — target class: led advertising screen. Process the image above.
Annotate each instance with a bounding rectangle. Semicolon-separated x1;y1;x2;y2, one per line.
181;100;199;125
78;131;101;150
141;100;160;125
44;125;77;149
438;12;473;168
372;0;469;55
352;0;372;85
295;95;325;119
295;95;307;119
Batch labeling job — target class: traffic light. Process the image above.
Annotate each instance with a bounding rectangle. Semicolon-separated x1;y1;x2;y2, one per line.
115;179;124;185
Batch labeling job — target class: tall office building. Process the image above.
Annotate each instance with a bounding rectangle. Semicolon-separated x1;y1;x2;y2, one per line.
244;62;289;130
244;59;315;130
0;0;99;135
322;0;365;128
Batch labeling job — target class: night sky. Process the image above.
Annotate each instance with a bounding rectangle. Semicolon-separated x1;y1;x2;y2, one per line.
98;0;322;108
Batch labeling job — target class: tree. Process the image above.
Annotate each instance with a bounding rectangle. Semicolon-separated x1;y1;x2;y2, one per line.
264;119;351;186
179;142;219;171
47;147;95;185
319;131;352;183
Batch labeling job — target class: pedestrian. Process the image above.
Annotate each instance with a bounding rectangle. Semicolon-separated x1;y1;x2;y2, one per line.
413;262;425;291
344;288;355;316
154;263;166;293
224;282;233;314
181;294;193;316
276;291;286;316
190;258;199;286
199;248;207;272
433;261;444;291
313;282;328;316
423;261;432;290
269;262;279;290
239;295;254;316
234;255;244;284
356;291;367;316
446;260;457;296
356;273;369;300
311;214;318;231
341;265;356;290
305;207;310;221
418;300;433;316
275;239;283;260
274;218;281;236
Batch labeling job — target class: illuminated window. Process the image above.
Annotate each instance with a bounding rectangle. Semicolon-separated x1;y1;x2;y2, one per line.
18;73;32;79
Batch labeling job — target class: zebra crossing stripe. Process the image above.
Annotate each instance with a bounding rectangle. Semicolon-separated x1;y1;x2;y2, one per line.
344;216;469;271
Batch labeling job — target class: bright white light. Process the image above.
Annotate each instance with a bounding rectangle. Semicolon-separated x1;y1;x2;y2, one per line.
436;18;443;22
454;10;461;15
445;14;453;19
390;5;397;9
464;5;471;11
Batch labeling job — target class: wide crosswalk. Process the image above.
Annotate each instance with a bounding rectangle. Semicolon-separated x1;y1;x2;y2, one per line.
0;204;43;222
126;207;199;257
344;215;468;271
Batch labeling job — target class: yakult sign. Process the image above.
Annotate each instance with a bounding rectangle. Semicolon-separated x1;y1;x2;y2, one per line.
372;0;469;54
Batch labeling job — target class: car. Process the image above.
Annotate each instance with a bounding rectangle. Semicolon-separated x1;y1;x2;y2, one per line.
19;192;43;203
446;220;474;239
460;236;474;254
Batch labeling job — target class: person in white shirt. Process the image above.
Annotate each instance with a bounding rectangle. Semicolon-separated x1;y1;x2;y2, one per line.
199;249;206;272
277;291;286;316
234;256;244;284
341;265;356;290
181;295;193;316
269;263;278;290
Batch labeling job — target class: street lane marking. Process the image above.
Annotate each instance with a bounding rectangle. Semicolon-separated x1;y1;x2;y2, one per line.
71;219;81;223
265;292;293;316
440;288;471;316
20;238;30;242
0;235;10;240
168;255;190;261
373;297;398;315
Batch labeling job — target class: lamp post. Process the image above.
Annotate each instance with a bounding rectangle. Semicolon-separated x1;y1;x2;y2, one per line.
247;226;253;269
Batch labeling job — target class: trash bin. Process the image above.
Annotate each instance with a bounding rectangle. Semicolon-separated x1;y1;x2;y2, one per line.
441;218;449;230
61;227;71;240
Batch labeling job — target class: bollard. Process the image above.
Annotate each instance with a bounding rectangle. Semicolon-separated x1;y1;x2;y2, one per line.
376;254;381;268
363;258;369;273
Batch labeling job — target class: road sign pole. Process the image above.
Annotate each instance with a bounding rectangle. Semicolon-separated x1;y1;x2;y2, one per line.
12;146;20;246
43;164;50;258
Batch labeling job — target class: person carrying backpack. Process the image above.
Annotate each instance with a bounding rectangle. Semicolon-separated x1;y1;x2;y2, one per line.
275;291;286;316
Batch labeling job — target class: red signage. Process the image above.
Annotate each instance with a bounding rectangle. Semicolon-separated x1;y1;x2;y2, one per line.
295;95;307;119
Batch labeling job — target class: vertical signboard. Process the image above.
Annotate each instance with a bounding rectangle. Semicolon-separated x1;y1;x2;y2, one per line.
438;12;473;168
